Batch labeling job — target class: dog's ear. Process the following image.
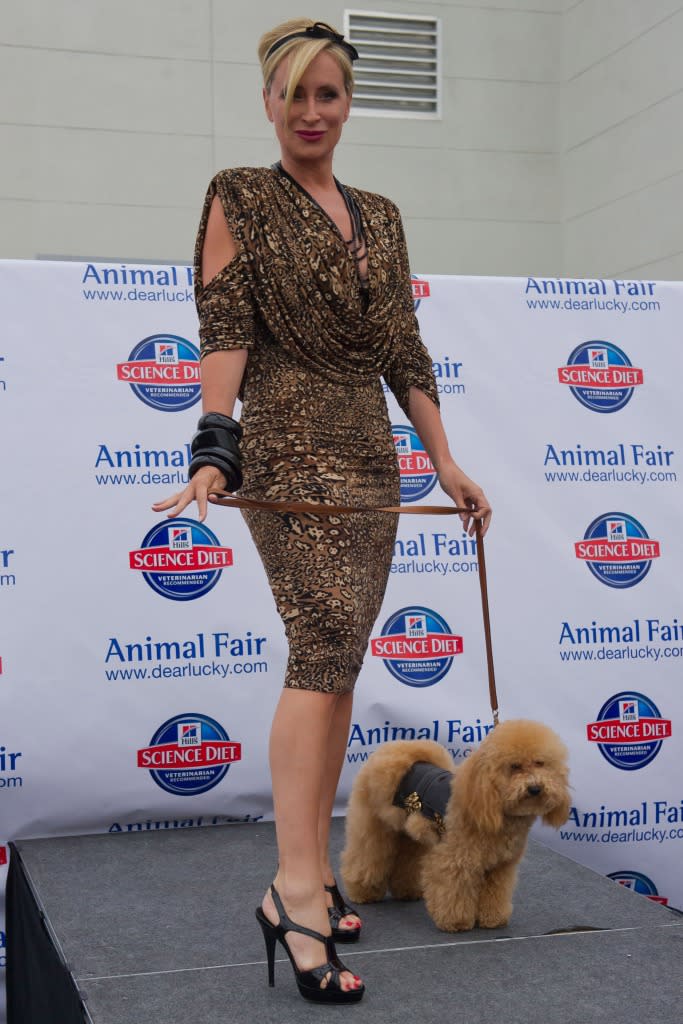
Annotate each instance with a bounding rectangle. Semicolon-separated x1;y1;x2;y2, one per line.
453;749;504;833
542;775;572;828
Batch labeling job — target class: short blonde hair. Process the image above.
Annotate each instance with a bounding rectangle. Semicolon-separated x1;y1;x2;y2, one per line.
258;19;354;115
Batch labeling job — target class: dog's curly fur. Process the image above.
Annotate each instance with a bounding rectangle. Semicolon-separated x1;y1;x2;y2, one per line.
340;720;571;932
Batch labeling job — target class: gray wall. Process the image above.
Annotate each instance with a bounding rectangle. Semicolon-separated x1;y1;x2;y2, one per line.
562;1;683;280
1;1;681;279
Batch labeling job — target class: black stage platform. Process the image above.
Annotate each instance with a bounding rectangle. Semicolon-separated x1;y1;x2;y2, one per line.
7;818;682;1023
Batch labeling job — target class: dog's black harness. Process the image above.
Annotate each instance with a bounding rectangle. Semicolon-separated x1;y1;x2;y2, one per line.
393;761;454;836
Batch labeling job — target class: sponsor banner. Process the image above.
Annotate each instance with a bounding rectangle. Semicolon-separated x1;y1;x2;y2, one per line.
557;341;644;413
117;334;200;412
345;715;494;765
557;616;683;665
393;424;437;502
574;513;661;588
82;262;195;305
94;441;190;489
370;606;463;686
558;800;683;847
607;870;669;906
103;628;269;683
138;713;241;795
391;528;478;577
586;692;672;770
1;260;681;917
524;276;662;317
129;519;233;600
543;441;677;487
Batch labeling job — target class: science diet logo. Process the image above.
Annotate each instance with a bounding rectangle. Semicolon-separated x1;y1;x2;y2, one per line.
586;692;672;770
116;334;200;411
137;713;241;795
129;518;233;600
411;276;430;312
607;871;668;906
393;424;437;501
574;513;660;588
371;606;462;686
557;341;644;412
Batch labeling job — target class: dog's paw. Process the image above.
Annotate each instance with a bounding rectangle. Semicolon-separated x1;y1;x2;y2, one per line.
477;913;510;929
344;881;386;903
429;911;477;933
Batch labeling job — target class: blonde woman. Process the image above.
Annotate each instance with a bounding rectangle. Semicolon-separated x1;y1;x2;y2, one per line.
154;18;491;1004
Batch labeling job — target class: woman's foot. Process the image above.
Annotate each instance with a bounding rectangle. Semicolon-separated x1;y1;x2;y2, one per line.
323;876;362;940
261;880;362;993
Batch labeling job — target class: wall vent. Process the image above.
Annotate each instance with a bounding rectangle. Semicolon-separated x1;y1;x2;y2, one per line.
344;10;441;118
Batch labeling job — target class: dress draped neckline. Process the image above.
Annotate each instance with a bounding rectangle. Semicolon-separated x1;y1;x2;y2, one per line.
203;167;413;385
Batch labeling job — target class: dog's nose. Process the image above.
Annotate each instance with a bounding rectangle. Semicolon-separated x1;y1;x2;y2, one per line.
527;784;542;796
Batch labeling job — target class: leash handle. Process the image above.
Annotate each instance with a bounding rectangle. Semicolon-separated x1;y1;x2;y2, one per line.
210;490;499;724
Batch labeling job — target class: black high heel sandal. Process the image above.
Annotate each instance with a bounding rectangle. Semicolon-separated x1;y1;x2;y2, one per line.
255;884;364;1004
325;881;362;944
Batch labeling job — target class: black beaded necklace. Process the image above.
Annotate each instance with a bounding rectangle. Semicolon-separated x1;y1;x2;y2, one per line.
273;162;368;291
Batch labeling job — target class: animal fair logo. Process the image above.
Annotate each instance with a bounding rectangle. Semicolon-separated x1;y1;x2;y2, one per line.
393;424;437;502
137;713;241;795
586;692;672;770
116;334;200;411
574;513;660;588
557;341;644;412
129;519;233;600
371;606;462;686
411;276;430;312
607;871;668;906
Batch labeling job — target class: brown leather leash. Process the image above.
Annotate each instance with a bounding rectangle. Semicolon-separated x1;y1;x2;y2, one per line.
210;491;499;726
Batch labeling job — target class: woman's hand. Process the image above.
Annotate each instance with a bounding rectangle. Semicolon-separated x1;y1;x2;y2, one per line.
151;466;228;524
437;460;492;537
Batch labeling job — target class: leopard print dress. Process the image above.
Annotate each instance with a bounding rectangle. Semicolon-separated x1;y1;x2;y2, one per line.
194;167;439;694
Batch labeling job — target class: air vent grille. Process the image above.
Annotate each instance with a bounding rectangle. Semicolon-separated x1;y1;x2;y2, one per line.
344;10;441;118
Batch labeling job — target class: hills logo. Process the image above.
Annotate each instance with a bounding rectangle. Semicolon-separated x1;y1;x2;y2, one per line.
393;424;437;502
586;692;672;770
371;606;462;686
129;519;233;600
137;713;241;795
558;341;643;412
574;513;660;588
116;334;200;411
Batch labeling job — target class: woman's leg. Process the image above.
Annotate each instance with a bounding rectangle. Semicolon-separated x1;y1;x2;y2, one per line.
261;688;361;991
317;692;362;931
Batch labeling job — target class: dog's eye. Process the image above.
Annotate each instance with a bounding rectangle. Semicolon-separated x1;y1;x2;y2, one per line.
510;763;523;773
534;760;545;767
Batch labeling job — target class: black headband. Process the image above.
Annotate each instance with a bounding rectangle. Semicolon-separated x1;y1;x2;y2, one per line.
265;22;359;64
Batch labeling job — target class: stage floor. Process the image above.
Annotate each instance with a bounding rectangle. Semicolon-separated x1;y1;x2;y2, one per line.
10;818;682;1023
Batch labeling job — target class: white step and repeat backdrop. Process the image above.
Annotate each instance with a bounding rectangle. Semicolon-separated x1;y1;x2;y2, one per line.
1;260;681;1000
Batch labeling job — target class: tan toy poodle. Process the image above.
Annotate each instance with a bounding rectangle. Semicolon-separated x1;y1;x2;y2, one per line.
341;719;571;932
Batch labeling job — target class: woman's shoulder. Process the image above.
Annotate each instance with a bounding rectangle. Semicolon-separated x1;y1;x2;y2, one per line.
209;166;274;200
345;185;401;221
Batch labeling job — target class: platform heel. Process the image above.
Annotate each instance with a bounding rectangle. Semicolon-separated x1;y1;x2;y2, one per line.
255;884;364;1003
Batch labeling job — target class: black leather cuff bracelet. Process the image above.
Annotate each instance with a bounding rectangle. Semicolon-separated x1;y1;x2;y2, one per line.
197;412;243;442
188;412;243;491
191;427;239;457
